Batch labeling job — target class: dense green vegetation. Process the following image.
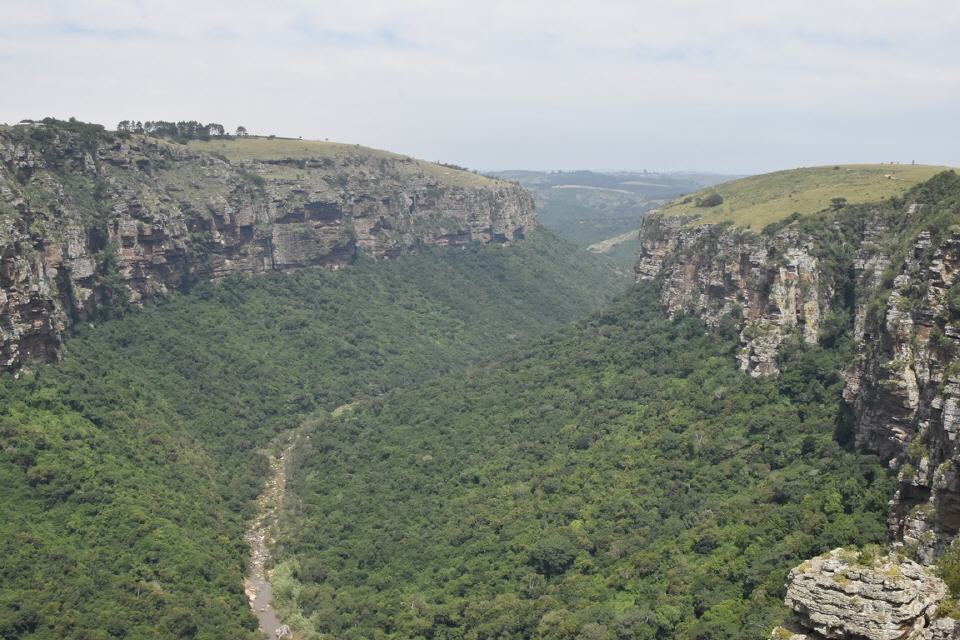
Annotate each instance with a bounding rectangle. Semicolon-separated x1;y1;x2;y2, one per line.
277;285;894;640
0;232;625;640
10;170;959;639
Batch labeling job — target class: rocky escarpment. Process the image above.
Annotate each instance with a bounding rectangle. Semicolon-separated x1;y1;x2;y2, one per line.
637;172;960;638
0;120;535;371
637;174;960;559
636;214;822;376
773;548;953;640
844;227;960;563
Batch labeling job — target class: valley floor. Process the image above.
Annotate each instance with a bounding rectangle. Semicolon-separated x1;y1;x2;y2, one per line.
245;434;298;639
0;231;625;639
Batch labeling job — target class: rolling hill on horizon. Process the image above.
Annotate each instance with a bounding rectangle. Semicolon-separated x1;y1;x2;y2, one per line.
656;163;953;228
490;169;738;266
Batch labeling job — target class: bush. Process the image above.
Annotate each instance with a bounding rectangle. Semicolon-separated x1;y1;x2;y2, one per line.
939;542;960;594
696;193;724;208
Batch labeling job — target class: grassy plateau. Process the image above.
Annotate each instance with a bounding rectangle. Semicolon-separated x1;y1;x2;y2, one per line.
658;164;952;228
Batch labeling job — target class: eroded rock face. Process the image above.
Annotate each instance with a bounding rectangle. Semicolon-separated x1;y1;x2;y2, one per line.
777;549;949;640
0;123;535;371
635;215;822;376
844;229;960;562
636;185;960;560
637;176;960;639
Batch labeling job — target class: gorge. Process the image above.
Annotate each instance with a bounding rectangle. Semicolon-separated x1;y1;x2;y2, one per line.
4;119;960;640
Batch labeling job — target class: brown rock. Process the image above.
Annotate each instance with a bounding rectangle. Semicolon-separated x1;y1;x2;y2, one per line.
781;549;948;640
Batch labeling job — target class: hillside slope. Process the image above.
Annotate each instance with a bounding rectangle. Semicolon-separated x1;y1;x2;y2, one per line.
0;119;534;370
657;164;950;228
0;231;626;640
275;284;892;639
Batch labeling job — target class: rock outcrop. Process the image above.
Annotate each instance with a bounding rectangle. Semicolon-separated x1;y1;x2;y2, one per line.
773;549;953;640
843;226;960;563
0;120;535;371
635;215;822;376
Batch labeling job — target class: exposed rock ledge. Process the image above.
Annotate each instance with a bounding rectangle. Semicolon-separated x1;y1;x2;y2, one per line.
635;214;821;377
773;549;956;640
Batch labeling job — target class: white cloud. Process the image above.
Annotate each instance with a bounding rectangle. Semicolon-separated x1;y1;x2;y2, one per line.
1;0;957;172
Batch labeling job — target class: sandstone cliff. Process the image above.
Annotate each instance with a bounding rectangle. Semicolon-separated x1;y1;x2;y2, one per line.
637;171;960;637
637;172;960;559
843;228;960;563
0;120;535;370
636;214;822;376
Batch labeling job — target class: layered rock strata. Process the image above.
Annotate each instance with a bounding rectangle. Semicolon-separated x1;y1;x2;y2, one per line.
773;549;954;640
635;215;822;376
0;122;535;370
843;228;960;562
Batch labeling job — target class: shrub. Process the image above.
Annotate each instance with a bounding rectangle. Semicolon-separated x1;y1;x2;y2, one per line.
696;193;724;208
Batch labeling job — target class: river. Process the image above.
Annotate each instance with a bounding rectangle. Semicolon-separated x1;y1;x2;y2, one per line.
244;436;296;639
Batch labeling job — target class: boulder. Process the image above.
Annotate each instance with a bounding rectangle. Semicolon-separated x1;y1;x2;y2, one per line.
781;548;948;640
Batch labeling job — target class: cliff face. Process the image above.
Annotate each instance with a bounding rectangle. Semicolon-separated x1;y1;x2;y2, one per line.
844;227;960;564
637;172;960;637
637;173;960;558
0;121;535;370
636;215;823;376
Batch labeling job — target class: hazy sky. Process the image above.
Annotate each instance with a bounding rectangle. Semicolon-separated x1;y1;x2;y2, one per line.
2;1;958;173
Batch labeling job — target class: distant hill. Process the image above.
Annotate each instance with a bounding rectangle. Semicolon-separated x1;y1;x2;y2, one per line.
657;163;953;228
490;169;738;266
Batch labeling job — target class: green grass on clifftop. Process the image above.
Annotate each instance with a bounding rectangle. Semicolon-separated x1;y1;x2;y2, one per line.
659;164;951;228
188;137;496;188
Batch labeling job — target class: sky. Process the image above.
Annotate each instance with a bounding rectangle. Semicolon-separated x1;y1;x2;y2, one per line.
1;0;958;174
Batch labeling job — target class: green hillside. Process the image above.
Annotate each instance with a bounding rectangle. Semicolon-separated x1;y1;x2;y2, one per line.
275;285;892;640
659;164;951;228
0;232;626;639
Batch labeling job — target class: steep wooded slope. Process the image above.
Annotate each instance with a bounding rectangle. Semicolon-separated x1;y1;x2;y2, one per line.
0;232;624;639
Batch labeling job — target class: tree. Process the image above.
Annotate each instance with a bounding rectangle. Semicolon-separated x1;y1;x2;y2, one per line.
206;123;225;137
528;535;578;577
236;126;248;137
